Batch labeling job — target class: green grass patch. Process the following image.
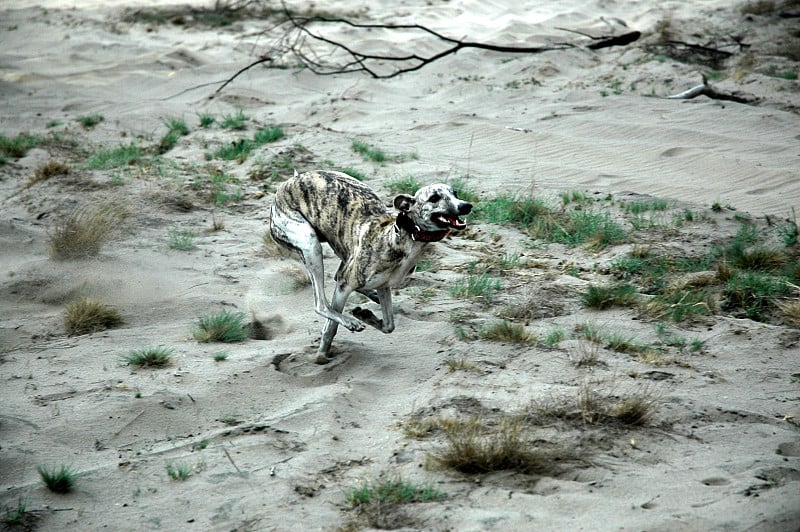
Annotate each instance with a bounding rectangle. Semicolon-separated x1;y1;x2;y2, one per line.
76;113;104;129
193;309;250;343
386;176;422;195
346;478;445;506
38;465;77;494
448;177;481;204
214;126;285;162
542;327;566;346
168;227;196;250
166;463;193;481
86;142;143;169
448;273;503;303
476;192;550;227
581;283;639;309
198;112;216;128
723;270;790;320
352;140;417;163
220;108;248;130
0;132;40;160
126;346;173;368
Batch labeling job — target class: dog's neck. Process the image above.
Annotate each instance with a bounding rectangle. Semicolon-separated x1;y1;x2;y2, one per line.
394;212;449;243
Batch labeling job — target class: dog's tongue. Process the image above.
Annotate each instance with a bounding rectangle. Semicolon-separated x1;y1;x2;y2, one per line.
445;215;466;229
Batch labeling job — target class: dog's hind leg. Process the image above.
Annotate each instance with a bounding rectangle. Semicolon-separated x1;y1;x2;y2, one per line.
351;287;395;333
317;280;355;359
270;206;366;335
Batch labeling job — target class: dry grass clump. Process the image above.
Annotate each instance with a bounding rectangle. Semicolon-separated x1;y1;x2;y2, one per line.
49;204;127;260
777;296;800;327
577;380;660;426
478;320;537;344
27;160;70;188
64;297;123;335
432;417;575;475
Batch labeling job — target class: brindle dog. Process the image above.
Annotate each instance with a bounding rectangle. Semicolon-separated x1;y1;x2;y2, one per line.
270;170;472;363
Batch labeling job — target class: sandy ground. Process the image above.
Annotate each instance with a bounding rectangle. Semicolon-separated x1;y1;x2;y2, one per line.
1;1;799;530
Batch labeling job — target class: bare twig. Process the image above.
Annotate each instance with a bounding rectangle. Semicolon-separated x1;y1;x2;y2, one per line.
667;74;758;104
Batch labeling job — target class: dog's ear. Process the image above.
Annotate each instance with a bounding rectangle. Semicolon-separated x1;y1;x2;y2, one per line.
393;194;416;212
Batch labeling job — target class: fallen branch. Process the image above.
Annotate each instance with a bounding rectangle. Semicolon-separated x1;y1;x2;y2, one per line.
666;75;758;104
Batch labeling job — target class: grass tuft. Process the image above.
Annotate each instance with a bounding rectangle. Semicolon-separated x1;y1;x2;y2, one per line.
220;108;248;130
50;205;126;259
86;142;142;169
0;132;40;160
76;113;104;129
126;346;173;368
64;298;123;335
346;478;445;507
581;283;638;309
385;176;421;195
166;463;193;481
479;320;536;344
448;273;503;303
168;227;196;250
38;464;77;494
193;309;250;343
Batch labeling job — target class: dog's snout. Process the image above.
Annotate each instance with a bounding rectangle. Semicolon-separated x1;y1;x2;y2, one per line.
459;202;472;215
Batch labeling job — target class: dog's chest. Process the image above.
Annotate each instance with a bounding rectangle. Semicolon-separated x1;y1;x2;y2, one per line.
359;245;423;290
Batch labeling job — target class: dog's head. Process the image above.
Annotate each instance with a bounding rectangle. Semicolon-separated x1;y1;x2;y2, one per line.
393;183;472;237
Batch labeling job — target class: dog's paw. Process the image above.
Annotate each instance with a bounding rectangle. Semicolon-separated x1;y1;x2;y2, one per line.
342;314;366;332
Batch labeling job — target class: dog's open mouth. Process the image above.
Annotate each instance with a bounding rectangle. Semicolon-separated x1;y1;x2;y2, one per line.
433;213;467;230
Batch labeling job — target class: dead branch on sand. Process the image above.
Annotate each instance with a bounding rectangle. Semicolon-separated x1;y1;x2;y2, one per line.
215;6;641;93
667;74;758;104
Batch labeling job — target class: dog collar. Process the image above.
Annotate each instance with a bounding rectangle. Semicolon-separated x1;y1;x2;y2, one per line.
394;212;450;242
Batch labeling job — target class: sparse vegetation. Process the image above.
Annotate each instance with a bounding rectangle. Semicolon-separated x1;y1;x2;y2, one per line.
158;116;190;153
126;346;173;368
64;298;123;335
28;160;70;187
166;463;193;481
220;108;248;130
50;204;126;259
86;142;143;169
76;113;104;129
38;464;77;493
0;132;40;161
2;497;37;529
346;478;445;506
213;352;229;362
448;273;503;302
581;283;639;309
443;357;481;373
352;140;418;164
214;126;285;162
193;309;250;343
168;227;196;250
198;112;216;128
478;320;536;344
385;176;421;195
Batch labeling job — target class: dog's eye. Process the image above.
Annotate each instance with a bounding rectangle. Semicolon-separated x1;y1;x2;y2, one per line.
428;193;441;203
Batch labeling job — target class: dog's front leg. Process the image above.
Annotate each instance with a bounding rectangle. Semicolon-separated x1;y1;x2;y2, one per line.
351;287;395;333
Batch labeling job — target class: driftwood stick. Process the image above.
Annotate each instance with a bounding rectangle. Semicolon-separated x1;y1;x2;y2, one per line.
667;74;757;104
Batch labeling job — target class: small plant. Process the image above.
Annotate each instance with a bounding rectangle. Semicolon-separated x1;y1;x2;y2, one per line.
337;166;366;180
158;117;190;153
476;192;550;227
577;381;659;426
198;112;216;128
166;463;193;481
3;497;37;528
28;160;70;187
38;464;77;493
385;176;421;195
193;309;250;342
46;119;63;128
253;125;285;144
777;208;798;247
569;341;603;368
443;357;481;373
581;283;638;309
448;177;481;204
220;108;248;130
213;352;229;362
723;271;790;320
76;113;104;129
352;140;387;163
126;346;173;368
346;478;445;506
448;273;503;302
433;417;563;475
0;132;40;161
542;327;565;346
64;298;123;335
214;126;285;161
168;227;196;250
86;142;142;169
478;320;536;344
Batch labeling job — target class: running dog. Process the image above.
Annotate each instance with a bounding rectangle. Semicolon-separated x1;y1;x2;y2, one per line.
270;170;472;363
